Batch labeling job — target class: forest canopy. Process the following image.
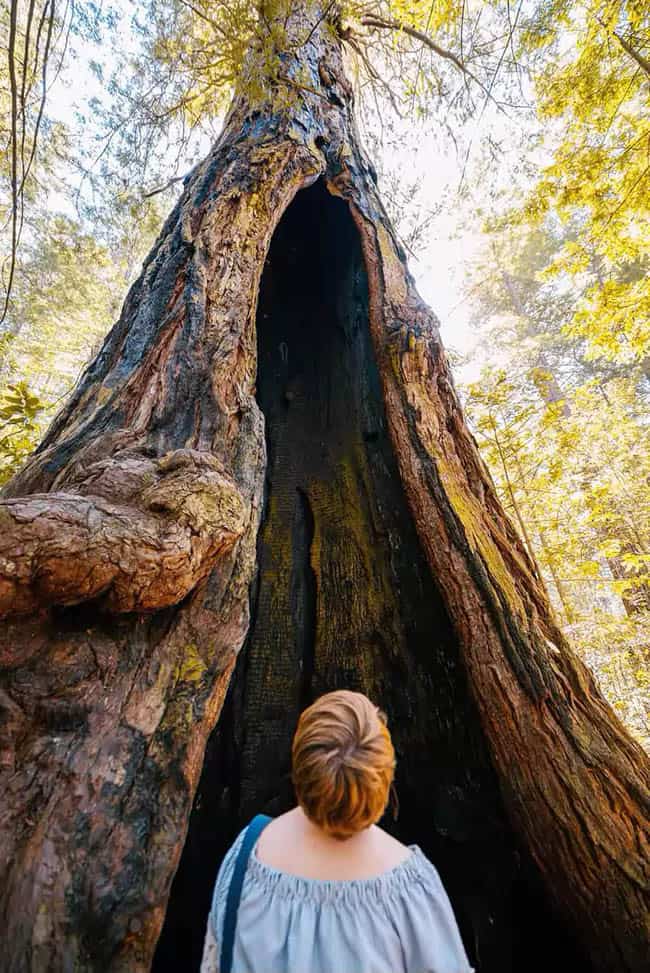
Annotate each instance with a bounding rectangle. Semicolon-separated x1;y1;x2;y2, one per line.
1;0;648;743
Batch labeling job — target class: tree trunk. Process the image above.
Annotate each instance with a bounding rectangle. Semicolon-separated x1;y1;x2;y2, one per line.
1;6;648;973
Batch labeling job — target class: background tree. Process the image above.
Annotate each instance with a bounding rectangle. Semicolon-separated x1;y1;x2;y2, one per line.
456;0;650;739
517;0;650;364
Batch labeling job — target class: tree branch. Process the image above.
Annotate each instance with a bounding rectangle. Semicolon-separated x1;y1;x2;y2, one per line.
175;0;230;40
293;0;338;51
277;72;331;102
360;14;483;89
613;31;650;79
1;0;57;325
142;172;188;199
344;33;404;118
2;0;20;327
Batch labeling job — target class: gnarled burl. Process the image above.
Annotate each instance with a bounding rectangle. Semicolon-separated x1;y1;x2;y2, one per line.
0;448;246;626
1;5;648;973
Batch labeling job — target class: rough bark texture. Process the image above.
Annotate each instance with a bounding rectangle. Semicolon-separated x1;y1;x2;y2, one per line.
153;178;587;973
1;5;648;972
0;449;246;624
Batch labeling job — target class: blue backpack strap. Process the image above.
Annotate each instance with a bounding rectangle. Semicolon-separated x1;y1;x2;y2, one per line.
220;814;272;973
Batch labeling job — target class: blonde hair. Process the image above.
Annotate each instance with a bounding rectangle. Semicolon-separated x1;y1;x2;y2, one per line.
291;690;395;840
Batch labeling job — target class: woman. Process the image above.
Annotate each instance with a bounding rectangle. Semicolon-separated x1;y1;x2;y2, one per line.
201;690;473;973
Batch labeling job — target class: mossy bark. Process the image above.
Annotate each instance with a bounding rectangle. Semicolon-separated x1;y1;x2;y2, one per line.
0;5;648;973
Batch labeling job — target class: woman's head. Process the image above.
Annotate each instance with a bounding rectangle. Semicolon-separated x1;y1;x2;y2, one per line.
291;690;395;840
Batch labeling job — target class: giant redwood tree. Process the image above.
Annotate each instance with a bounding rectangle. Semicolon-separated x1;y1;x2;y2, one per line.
0;4;648;972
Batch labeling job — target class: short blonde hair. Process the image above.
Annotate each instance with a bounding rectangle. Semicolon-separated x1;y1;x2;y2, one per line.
291;690;395;840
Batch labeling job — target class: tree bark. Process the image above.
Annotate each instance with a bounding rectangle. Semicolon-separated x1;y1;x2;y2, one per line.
1;5;648;973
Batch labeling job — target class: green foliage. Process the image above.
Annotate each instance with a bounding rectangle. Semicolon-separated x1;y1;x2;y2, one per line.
460;2;649;746
0;380;46;484
462;210;650;747
0;194;165;485
2;203;161;384
516;0;650;365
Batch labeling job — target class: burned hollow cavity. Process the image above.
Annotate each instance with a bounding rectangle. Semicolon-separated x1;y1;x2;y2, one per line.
154;180;591;973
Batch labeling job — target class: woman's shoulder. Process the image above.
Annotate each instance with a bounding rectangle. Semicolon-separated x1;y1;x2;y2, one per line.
245;840;431;906
370;824;414;870
216;813;443;901
257;808;415;879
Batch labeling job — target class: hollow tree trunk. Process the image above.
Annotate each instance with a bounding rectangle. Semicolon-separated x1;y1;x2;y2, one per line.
0;5;648;973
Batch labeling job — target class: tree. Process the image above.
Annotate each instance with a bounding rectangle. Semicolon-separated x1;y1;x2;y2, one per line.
463;209;650;603
0;4;648;973
1;0;76;320
459;158;649;742
517;0;650;366
463;364;650;746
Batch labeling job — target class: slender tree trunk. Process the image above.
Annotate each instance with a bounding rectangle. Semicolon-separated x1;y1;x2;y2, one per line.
536;526;576;623
0;6;648;973
506;446;575;623
489;419;537;563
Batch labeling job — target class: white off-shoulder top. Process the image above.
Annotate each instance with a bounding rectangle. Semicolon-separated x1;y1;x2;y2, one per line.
200;824;474;973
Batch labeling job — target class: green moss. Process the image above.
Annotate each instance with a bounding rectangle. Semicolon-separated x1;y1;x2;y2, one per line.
303;439;398;689
434;452;523;616
388;339;403;378
376;223;408;304
176;643;208;684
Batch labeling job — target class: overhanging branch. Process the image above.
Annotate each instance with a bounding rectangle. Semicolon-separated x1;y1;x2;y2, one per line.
360;14;483;90
613;30;650;79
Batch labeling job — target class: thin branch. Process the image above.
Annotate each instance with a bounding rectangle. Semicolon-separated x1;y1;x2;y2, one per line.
142;172;189;198
477;0;523;119
1;0;20;325
23;0;49;115
277;72;331;102
361;11;511;124
344;33;404;118
361;14;483;89
6;0;58;282
21;0;56;199
613;31;650;79
598;160;650;234
175;0;230;41
19;0;38;190
457;0;522;190
294;0;338;51
460;0;466;69
410;0;438;114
